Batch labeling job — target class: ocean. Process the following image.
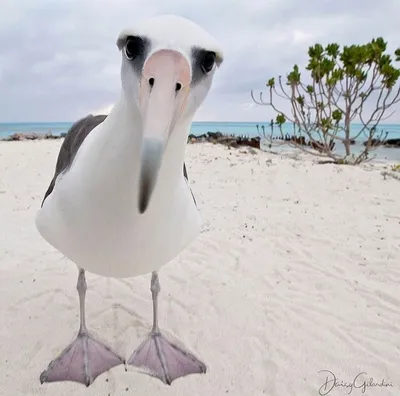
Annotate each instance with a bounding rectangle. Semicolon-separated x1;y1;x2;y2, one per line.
1;121;399;162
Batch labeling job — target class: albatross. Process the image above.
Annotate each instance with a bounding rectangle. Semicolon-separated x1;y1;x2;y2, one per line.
36;14;224;386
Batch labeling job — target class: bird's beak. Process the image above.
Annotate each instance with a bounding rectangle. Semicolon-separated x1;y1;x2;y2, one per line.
137;49;191;214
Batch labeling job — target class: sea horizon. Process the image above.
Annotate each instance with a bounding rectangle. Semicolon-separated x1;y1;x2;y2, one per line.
1;120;400;136
1;120;399;162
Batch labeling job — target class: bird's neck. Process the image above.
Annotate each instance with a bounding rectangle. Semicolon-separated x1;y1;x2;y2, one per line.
71;93;192;202
114;93;192;180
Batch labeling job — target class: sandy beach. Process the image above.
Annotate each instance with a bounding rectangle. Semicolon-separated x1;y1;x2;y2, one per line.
0;139;399;396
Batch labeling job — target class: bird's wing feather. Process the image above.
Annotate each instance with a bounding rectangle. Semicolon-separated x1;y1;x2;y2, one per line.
183;163;197;207
41;114;107;206
41;114;197;207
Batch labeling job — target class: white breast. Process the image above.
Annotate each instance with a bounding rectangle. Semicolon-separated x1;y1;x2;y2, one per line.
36;174;201;278
35;105;201;278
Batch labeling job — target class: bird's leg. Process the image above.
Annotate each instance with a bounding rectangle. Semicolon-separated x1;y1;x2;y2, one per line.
127;271;207;385
40;268;124;387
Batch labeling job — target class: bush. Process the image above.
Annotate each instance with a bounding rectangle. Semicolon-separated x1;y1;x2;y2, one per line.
252;38;400;164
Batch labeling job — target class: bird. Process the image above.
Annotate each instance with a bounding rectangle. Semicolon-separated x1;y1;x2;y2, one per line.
35;14;224;387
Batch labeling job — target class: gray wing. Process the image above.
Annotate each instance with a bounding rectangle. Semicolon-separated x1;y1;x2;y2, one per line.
41;113;197;208
183;163;197;207
41;114;107;206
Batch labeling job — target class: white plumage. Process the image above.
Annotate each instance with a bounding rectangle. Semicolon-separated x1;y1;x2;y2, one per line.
37;15;224;387
35;100;202;277
36;15;224;278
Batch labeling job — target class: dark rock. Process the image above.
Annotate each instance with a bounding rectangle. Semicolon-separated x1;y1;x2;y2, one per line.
207;131;223;139
44;133;60;140
363;138;382;147
4;133;26;141
363;138;400;148
236;136;261;149
2;132;65;141
186;131;261;150
385;138;400;147
310;140;335;152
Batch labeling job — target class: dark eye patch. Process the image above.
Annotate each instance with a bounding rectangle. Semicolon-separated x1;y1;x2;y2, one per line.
125;36;146;60
191;47;217;85
117;35;150;74
200;51;216;73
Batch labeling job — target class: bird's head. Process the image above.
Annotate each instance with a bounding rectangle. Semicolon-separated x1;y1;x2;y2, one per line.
116;14;224;213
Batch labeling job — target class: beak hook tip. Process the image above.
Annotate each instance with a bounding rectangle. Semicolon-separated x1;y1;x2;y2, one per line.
138;197;148;214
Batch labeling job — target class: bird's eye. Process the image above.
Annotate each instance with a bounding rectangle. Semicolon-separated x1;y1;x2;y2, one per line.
125;36;144;60
200;51;216;73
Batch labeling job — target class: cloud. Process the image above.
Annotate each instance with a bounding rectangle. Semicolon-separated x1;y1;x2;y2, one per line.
0;0;399;123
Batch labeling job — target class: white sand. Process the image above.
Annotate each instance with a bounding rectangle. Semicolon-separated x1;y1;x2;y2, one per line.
1;140;399;396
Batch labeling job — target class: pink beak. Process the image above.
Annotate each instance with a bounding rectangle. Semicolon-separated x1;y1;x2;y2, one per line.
137;49;191;214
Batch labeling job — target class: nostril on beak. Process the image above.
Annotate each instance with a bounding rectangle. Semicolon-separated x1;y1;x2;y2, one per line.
175;82;182;92
148;77;155;87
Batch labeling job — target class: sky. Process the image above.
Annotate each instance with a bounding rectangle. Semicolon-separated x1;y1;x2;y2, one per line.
1;0;400;123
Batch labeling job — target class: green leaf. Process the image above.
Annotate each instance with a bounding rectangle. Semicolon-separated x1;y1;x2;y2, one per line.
254;36;400;164
395;48;400;62
332;110;343;122
296;95;305;106
287;64;301;85
276;114;286;125
266;78;275;88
